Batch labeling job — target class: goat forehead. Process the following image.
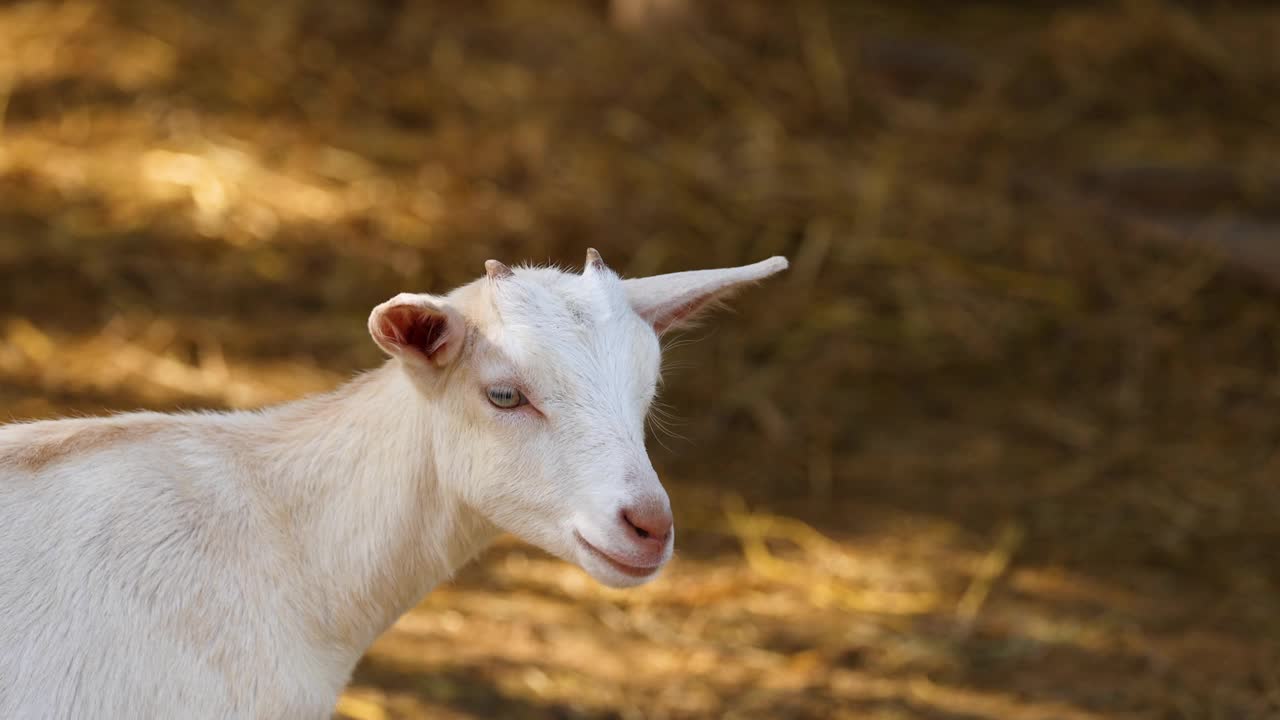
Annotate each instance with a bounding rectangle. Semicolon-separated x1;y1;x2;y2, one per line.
491;269;616;332
508;268;624;318
489;268;658;386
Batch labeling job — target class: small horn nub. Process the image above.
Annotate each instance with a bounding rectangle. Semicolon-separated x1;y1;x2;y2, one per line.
485;259;514;280
585;248;608;273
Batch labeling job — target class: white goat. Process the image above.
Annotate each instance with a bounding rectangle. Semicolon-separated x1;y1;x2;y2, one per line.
0;250;787;718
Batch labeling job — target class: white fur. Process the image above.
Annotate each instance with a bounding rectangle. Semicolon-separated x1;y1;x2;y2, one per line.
0;253;786;718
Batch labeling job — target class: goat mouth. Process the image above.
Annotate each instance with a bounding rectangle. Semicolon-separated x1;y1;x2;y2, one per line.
574;531;661;578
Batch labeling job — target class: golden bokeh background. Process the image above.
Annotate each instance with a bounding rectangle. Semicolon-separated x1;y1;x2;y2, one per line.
2;1;1279;717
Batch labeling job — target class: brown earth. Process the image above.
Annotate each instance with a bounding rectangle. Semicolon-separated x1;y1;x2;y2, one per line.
2;1;1279;718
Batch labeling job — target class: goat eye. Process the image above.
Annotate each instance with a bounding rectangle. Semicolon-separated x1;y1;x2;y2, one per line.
486;385;527;409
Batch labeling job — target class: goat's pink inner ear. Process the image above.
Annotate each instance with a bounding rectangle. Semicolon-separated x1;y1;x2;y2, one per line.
375;303;459;365
646;297;710;335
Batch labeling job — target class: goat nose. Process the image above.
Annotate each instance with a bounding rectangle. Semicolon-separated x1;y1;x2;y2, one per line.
621;503;673;543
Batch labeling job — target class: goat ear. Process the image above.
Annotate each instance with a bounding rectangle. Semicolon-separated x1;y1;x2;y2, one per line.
369;293;466;367
623;256;789;335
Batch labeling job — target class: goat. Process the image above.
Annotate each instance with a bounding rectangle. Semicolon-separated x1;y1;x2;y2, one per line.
0;250;788;718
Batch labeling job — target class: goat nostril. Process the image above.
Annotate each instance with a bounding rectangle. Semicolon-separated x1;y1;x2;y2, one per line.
622;511;650;539
621;508;672;543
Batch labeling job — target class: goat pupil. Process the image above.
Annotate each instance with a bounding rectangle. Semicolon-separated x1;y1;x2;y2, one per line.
488;386;520;408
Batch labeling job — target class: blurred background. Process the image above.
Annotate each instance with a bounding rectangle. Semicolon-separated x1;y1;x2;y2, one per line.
2;0;1279;717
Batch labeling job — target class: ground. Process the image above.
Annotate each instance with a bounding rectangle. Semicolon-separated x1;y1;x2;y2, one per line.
1;1;1279;718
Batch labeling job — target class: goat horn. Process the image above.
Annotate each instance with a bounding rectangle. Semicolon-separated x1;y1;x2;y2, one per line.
485;259;514;280
584;248;608;273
